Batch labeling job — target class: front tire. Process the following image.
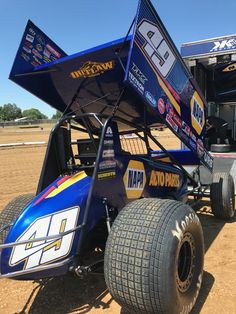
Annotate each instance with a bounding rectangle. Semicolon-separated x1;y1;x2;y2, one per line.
104;198;204;314
0;194;34;244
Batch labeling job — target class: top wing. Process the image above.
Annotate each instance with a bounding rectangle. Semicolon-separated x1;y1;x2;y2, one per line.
9;20;161;127
9;1;213;171
124;0;213;171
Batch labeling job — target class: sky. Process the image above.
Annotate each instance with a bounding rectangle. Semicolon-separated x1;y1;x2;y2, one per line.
1;0;236;118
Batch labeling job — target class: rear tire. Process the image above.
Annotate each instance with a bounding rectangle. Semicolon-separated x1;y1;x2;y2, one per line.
104;198;204;314
0;194;34;244
210;144;231;153
210;172;235;219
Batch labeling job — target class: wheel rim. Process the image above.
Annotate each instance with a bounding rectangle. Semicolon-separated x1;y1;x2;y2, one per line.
176;232;196;293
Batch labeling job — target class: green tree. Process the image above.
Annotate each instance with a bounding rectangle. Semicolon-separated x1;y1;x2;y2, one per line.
0;103;22;121
51;110;62;119
22;108;48;120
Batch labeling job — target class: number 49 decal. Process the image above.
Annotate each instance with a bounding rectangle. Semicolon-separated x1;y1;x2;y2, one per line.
9;207;80;270
137;19;176;77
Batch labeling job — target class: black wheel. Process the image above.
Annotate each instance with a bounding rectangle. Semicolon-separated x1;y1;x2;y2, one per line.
104;198;204;314
210;172;235;219
0;194;34;244
210;144;231;153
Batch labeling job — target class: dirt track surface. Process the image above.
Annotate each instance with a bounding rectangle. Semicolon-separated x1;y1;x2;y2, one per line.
0;127;235;313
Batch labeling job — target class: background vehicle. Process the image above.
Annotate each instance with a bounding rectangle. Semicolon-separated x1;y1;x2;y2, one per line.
0;0;234;313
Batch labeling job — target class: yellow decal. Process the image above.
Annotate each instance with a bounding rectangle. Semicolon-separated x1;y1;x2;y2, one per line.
97;171;116;180
190;91;205;135
158;157;171;163
149;170;180;188
123;160;146;199
46;171;87;198
70;61;114;79
223;63;236;72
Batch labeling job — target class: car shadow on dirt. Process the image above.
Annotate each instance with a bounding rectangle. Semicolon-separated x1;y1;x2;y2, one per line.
24;199;234;314
23;273;113;314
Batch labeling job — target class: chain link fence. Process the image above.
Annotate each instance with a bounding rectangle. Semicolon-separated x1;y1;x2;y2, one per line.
0;119;58;128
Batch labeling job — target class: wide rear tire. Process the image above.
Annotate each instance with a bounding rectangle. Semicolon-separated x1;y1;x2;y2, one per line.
210;172;235;219
0;194;34;244
104;198;204;314
210;144;231;153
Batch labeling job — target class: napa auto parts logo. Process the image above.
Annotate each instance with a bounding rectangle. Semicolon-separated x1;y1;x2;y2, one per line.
123;160;146;199
210;38;236;52
70;61;114;79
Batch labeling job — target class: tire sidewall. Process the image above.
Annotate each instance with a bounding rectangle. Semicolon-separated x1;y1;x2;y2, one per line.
159;205;204;313
222;174;235;218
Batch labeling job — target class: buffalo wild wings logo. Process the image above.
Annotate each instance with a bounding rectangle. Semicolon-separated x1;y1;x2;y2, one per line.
70;61;114;79
223;62;236;72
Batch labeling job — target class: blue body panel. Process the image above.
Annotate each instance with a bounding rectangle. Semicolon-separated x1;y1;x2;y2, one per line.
1;175;91;278
1;134;188;278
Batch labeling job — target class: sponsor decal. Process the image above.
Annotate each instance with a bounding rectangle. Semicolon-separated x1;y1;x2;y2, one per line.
23;46;31;54
190;91;205;135
43;56;52;63
24;41;33;49
70;61;114;79
137;19;176;78
210;39;236;52
9;207;79;270
21;52;30;62
190;132;197;142
105;126;113;138
166;101;182;127
26;34;34;43
189;139;197;150
31;61;40;67
166;114;178;132
104;139;114;146
33;55;42;65
46;44;61;58
173;114;182;128
223;62;236;72
97;170;116;180
145;91;156;107
158;98;165;114
37;34;45;45
182;121;191;136
102;149;114;158
204;151;213;170
179;129;189;144
43;48;51;58
32;48;42;59
128;71;144;94
131;62;148;84
99;160;116;170
123;160;146;199
29;27;36;36
36;44;43;52
149;170;180;188
197;139;204;157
